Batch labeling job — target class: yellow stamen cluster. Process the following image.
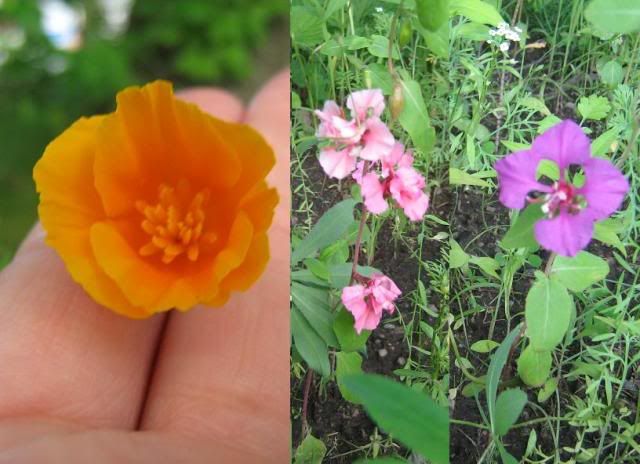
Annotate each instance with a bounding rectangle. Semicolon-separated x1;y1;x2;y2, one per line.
136;184;217;264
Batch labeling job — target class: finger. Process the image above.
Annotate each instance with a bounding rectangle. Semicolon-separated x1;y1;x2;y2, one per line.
0;88;245;430
0;430;279;464
0;225;164;428
140;70;290;461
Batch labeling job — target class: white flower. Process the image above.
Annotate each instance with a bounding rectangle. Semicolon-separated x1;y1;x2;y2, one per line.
489;29;497;36
375;6;383;12
499;42;510;52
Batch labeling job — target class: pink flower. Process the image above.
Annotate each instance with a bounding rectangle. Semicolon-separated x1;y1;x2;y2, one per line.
315;89;394;179
495;120;629;257
356;142;429;221
341;274;401;334
390;167;430;221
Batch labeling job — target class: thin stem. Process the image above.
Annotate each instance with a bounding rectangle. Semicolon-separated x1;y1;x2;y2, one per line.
300;369;314;438
350;204;369;285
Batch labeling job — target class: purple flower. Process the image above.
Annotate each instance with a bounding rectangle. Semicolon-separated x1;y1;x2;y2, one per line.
495;120;629;257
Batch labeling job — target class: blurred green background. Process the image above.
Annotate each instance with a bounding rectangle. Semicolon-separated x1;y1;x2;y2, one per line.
0;0;288;269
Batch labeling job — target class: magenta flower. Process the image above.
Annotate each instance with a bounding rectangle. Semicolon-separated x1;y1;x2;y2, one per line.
315;89;395;179
357;143;429;221
341;274;401;334
495;120;629;257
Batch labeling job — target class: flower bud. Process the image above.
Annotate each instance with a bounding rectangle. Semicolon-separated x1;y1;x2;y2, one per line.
390;80;405;121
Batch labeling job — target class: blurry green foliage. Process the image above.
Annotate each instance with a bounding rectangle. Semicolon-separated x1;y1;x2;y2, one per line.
0;0;286;266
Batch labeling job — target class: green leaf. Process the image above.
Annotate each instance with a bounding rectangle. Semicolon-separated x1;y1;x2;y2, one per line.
486;325;523;435
520;96;551;116
450;0;504;26
292;199;357;264
517;345;552;387
328;263;379;289
294;433;327;464
449;238;470;268
585;0;640;34
341;374;449;463
525;274;572;351
501;140;530;152
469;256;500;279
470;339;500;353
501;203;544;250
497;442;519;464
536;159;560;181
333;308;371;352
594;219;626;255
537;114;562;133
420;19;450;59
577;95;611;121
550;251;610;292
598;60;624;87
495;388;528;436
398;74;436;156
368;35;401;59
537;378;558;403
591;128;620;157
291;283;339;347
416;0;450;32
449;167;492;187
336;352;364;403
367;63;393;94
291;6;326;47
291;307;330;377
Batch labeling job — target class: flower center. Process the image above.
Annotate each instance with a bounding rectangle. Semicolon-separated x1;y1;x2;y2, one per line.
540;181;585;218
136;183;217;264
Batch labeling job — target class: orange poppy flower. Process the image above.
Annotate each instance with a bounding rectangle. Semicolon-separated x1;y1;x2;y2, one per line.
33;81;278;318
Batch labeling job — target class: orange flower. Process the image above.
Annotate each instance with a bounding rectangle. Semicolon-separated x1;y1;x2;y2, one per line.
33;81;278;318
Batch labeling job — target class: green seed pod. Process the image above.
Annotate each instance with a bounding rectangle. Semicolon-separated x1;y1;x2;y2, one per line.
364;69;373;89
398;20;413;47
416;0;450;32
390;80;405;121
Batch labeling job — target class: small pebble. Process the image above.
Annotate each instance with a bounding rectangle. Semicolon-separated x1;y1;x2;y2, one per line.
383;323;394;329
397;356;406;365
378;348;388;358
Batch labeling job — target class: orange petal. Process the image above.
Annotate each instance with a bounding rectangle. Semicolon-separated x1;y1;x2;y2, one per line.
210;212;255;282
220;233;270;293
90;221;199;312
206;116;277;199
241;184;279;233
94;81;242;217
33;117;149;319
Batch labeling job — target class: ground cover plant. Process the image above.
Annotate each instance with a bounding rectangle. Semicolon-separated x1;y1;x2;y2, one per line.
448;0;640;462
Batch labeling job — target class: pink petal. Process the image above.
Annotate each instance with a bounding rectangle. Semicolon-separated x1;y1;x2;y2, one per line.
360;173;388;214
495;150;551;209
578;157;629;221
381;142;413;177
353;306;383;334
532;120;591;171
347;89;385;121
402;192;429;221
534;210;594;257
319;147;357;179
360;118;395;161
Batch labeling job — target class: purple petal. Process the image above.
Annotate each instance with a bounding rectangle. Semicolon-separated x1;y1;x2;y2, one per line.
531;120;591;170
495;150;551;209
534;210;594;257
578;157;629;221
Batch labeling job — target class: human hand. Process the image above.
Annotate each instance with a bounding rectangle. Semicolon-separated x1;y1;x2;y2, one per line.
0;71;290;463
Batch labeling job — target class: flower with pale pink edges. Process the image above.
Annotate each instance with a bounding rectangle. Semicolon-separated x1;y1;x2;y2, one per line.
341;273;401;334
315;89;395;179
495;120;629;257
357;143;429;221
